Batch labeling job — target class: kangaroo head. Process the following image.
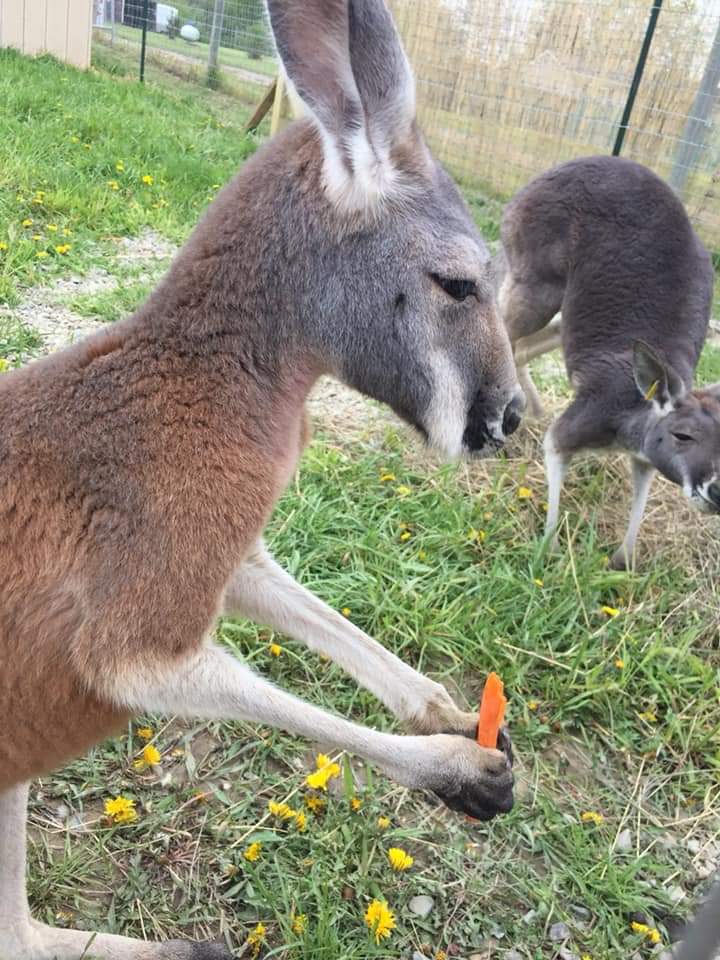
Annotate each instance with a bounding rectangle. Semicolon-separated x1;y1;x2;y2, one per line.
259;0;522;458
634;341;720;512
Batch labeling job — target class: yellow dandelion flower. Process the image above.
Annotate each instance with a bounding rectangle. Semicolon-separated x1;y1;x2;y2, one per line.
365;900;396;944
395;485;411;496
436;952;448;960
294;810;307;831
35;251;48;259
141;174;154;185
268;800;296;820
468;528;486;542
399;530;412;541
107;180;120;191
136;726;154;740
104;796;137;824
533;578;544;587
62;228;71;236
648;929;661;944
387;847;414;871
0;242;7;252
133;744;161;770
581;955;592;960
379;472;396;482
580;810;604;826
116;161;125;171
269;643;282;657
47;224;57;231
243;841;262;862
0;359;11;372
377;816;391;829
32;234;42;241
54;244;71;255
638;710;657;723
246;921;266;958
315;753;331;769
82;143;91;150
351;797;362;812
614;658;625;670
291;913;307;935
341;607;351;617
601;605;620;618
417;549;427;560
528;699;539;711
518;486;533;499
305;795;326;813
70;135;80;143
22;218;33;227
631;921;650;936
305;764;340;790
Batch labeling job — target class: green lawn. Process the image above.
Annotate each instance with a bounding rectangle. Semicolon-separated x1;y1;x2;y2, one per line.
0;46;261;305
3;47;720;960
114;23;278;77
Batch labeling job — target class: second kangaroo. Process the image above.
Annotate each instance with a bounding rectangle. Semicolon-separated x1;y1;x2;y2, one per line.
497;155;720;569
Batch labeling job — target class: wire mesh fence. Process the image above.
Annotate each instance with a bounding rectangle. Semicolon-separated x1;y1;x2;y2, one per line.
92;1;275;95
393;0;720;251
90;0;720;252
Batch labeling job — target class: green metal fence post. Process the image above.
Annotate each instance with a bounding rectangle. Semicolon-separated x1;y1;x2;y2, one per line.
139;0;150;82
612;0;663;156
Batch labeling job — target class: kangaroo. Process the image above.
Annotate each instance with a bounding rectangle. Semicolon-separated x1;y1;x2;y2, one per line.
0;2;523;957
496;155;720;570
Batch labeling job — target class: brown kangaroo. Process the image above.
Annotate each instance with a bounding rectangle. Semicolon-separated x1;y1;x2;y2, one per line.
0;1;522;957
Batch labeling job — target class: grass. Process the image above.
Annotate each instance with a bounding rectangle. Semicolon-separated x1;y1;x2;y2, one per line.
0;46;262;305
67;279;155;324
113;24;277;78
3;46;720;960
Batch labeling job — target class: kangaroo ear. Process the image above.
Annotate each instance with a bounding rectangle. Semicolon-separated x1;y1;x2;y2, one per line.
266;0;423;213
633;340;686;412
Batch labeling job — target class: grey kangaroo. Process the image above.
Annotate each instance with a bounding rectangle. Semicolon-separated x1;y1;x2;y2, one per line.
496;155;720;570
0;1;522;957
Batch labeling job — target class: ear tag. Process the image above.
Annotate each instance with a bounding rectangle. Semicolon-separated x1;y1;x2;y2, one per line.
645;380;659;402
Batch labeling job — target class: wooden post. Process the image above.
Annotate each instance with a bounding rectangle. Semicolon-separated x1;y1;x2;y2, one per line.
245;78;277;133
270;71;295;136
207;0;225;89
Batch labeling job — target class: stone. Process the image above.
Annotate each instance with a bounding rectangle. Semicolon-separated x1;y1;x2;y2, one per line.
569;904;591;921
522;909;536;925
615;828;633;852
549;921;570;942
687;838;701;854
408;895;434;919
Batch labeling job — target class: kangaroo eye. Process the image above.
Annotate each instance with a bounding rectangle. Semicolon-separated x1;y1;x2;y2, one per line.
431;274;477;302
672;432;695;443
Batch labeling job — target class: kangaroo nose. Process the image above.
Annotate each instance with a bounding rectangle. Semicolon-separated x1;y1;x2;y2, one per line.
502;387;526;437
708;482;720;508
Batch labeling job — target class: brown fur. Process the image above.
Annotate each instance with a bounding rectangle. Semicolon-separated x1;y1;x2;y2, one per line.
0;130;325;789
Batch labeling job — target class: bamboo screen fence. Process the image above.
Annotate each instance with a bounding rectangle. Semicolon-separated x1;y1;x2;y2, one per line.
391;0;720;250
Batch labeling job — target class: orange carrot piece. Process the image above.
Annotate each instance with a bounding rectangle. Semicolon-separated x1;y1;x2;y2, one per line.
477;672;507;748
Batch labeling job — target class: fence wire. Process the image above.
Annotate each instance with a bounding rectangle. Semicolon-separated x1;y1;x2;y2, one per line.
392;0;720;251
91;0;720;252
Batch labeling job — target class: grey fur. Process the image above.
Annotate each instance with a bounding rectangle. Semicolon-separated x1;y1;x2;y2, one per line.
260;0;522;457
496;156;720;568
